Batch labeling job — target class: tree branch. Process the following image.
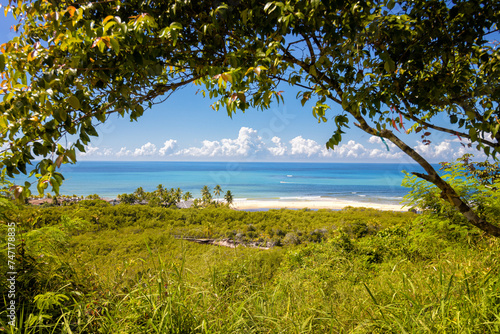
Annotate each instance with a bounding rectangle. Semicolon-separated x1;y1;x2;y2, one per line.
395;95;499;149
352;112;500;237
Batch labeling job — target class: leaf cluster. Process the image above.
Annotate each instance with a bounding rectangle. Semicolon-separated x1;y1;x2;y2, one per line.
403;154;500;237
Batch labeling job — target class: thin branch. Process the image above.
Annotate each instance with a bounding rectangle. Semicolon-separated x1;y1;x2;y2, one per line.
301;33;316;65
395;95;498;149
268;74;314;91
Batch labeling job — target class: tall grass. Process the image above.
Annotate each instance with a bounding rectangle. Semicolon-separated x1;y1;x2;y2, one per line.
1;205;499;333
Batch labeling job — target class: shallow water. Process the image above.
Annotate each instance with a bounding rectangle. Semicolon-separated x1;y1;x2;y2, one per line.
13;161;430;205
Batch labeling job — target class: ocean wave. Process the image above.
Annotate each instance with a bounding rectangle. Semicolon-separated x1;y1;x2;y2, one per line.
377;196;404;200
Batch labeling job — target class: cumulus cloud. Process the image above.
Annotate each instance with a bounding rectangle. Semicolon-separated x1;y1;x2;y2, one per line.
79;145;113;157
412;138;489;161
76;126;490;162
177;127;268;157
434;141;452;157
368;135;397;150
79;145;100;157
159;139;177;156
133;142;157;156
289;136;322;157
268;136;287;156
335;140;367;158
414;140;453;159
116;147;131;157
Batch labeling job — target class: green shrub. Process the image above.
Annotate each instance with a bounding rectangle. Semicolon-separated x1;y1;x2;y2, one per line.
403;154;500;239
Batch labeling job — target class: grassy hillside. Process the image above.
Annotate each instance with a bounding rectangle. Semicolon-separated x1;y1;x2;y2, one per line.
1;201;499;333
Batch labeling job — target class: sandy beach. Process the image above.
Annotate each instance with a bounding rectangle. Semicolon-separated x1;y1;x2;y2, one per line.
232;198;407;211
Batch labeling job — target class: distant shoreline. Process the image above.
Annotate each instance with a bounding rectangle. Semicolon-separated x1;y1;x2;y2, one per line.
28;196;408;212
232;198;407;211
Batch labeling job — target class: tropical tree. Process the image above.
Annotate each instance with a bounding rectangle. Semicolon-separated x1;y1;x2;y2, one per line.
201;185;212;205
117;193;137;205
133;187;146;201
182;191;193;202
1;0;499;236
213;184;222;205
224;190;234;207
173;187;183;204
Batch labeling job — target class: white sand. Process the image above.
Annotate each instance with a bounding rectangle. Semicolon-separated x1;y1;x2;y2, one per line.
232;198;407;211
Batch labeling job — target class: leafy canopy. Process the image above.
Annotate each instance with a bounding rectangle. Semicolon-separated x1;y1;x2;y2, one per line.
1;0;499;234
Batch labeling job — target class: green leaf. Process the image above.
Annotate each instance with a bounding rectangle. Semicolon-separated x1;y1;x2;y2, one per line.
53;109;67;122
75;141;85;152
264;2;275;14
85;125;99;137
67;149;77;163
102;15;115;25
109;37;120;55
51;178;60;194
67;95;81;110
0;54;5;71
384;57;395;73
309;65;317;77
170;22;182;30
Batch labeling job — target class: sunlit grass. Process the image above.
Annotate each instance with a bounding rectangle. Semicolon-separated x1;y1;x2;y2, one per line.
1;203;499;333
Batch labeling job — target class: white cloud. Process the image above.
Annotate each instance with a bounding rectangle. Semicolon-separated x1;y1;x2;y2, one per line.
336;140;366;158
133;142;157;156
368;136;381;144
116;147;131;157
78;144;113;157
369;148;382;158
412;138;489;161
414;140;445;158
452;143;486;160
79;145;100;157
368;148;405;160
268;136;287;156
434;141;451;157
159;139;177;156
368;135;397;150
289;136;322;157
74;127;492;162
177;127;267;157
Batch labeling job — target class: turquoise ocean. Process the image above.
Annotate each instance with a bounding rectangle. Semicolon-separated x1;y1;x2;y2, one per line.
16;161;429;205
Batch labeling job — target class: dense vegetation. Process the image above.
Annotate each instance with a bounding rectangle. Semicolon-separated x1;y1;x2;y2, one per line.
1;199;499;333
117;184;234;208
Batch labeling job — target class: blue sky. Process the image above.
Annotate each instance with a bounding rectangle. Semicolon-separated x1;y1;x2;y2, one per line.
0;5;488;164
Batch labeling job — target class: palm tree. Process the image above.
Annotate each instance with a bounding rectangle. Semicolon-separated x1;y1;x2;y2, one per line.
174;187;183;204
182;192;193;202
214;185;222;198
201;185;212;205
156;184;164;198
213;185;222;206
224;190;234;207
134;187;145;201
